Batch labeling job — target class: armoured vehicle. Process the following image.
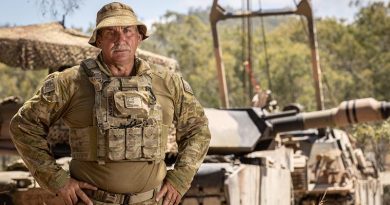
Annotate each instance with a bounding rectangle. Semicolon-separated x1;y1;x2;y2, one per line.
181;99;389;205
180;0;387;205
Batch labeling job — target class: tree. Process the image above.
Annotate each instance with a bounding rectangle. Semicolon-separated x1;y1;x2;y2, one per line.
142;11;220;107
142;9;289;108
353;2;390;101
350;120;390;171
36;0;83;18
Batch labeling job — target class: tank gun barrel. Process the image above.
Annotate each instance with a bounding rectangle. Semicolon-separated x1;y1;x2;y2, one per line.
270;98;390;133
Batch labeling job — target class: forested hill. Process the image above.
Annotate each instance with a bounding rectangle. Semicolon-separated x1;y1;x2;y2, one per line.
141;2;390;111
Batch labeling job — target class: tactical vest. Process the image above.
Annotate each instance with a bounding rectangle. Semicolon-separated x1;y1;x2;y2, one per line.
69;59;167;163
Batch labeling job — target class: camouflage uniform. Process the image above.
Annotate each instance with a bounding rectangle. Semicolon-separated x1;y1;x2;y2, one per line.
9;53;211;202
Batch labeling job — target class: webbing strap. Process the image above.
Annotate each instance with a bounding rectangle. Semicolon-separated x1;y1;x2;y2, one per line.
81;59;108;164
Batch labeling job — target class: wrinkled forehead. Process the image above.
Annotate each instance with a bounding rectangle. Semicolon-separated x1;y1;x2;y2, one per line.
100;25;138;31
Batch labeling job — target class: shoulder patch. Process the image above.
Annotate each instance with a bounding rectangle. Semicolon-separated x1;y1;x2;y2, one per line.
182;78;194;95
42;78;55;94
41;74;61;103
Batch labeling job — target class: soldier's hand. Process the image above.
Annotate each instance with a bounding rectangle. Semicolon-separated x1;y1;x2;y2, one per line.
156;181;181;205
57;178;97;205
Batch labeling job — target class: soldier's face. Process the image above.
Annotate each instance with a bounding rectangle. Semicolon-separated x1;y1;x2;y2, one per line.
96;26;142;65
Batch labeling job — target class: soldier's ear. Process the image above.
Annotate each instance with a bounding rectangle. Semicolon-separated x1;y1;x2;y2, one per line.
96;40;101;47
96;31;104;48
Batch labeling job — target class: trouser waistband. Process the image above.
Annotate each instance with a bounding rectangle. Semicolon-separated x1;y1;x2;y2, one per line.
84;185;160;205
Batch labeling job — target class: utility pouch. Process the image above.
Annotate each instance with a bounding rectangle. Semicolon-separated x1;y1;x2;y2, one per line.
114;91;150;118
107;128;126;160
142;126;160;159
125;127;142;159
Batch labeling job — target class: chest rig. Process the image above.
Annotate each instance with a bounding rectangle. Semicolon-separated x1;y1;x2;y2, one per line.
72;58;166;163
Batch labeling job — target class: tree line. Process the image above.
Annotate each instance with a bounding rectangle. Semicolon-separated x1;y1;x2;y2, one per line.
141;3;389;110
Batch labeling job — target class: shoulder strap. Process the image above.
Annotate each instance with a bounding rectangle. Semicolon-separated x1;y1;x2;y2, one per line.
80;58;107;164
80;58;105;91
81;58;98;75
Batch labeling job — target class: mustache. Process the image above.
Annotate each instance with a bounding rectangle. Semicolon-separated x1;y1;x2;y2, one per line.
112;44;131;51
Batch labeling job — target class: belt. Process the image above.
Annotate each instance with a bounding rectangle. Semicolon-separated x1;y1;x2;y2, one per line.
85;186;159;205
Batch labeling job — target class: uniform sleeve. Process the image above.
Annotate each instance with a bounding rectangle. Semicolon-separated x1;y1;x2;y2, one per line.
9;72;73;193
165;74;211;196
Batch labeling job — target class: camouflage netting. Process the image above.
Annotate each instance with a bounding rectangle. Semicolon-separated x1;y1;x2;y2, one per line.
0;22;98;71
0;22;179;72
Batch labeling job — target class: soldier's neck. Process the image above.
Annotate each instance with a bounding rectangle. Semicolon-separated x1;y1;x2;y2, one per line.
106;59;136;77
100;53;137;77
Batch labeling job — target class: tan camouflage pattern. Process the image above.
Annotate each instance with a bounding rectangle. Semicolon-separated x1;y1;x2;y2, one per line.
74;60;167;162
164;74;211;196
10;54;210;196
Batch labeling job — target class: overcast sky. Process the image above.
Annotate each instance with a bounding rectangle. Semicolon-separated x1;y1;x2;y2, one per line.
0;0;388;30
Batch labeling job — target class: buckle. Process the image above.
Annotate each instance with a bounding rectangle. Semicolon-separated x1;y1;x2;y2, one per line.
122;194;132;205
105;193;118;203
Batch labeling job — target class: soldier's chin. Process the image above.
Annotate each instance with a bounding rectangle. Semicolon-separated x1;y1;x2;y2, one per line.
112;50;131;59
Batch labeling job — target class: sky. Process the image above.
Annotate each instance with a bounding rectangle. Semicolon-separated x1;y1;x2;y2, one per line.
0;0;388;31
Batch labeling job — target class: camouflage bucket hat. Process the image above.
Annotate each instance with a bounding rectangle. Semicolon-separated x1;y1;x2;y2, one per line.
89;2;148;47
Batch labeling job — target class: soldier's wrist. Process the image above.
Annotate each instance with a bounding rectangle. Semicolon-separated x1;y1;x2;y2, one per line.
48;169;70;194
165;171;187;196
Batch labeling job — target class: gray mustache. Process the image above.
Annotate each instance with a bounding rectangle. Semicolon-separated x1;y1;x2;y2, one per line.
112;45;131;51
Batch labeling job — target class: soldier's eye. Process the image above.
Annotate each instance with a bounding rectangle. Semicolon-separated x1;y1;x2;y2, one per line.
104;30;115;37
123;26;137;36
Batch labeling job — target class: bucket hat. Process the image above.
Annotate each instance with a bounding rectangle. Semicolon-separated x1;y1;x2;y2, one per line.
88;2;148;47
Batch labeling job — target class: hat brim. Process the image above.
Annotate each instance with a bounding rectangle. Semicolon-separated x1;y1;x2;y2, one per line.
88;16;148;47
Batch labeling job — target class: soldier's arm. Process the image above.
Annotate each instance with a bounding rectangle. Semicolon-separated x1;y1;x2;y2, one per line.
165;74;211;196
10;71;73;193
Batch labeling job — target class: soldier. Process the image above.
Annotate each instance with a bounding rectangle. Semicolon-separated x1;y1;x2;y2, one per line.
9;2;211;205
251;85;268;108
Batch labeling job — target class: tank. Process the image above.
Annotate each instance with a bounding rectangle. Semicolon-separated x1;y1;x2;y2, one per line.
180;0;388;204
181;98;389;205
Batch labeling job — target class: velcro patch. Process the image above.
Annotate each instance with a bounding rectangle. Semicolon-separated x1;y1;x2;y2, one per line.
42;78;55;94
182;78;193;95
125;96;142;108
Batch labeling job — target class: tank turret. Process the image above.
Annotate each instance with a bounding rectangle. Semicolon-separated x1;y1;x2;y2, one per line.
270;98;390;133
206;98;390;155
